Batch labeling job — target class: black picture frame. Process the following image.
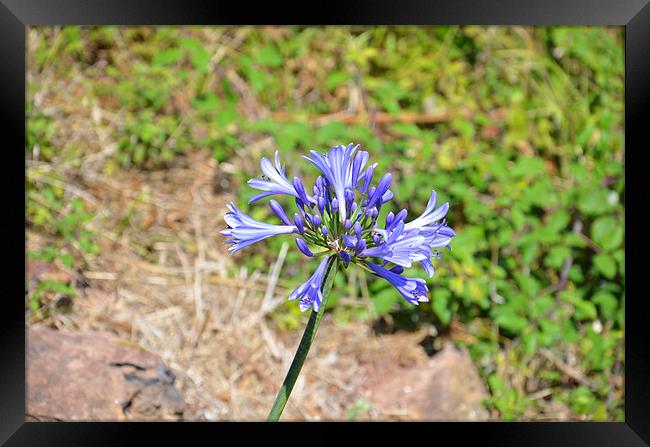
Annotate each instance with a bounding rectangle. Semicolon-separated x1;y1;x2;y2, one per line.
5;0;649;445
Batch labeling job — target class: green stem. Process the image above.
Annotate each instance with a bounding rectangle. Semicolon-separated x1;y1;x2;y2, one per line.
266;256;339;421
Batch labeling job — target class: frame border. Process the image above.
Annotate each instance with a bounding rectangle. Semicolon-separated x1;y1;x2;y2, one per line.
6;0;649;445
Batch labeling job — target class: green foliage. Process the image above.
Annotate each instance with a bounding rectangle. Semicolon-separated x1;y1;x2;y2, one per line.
29;278;76;313
26;173;99;306
346;398;372;421
27;25;624;421
486;373;530;420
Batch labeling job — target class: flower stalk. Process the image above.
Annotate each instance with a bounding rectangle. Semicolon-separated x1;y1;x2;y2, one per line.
222;144;456;420
266;256;339;421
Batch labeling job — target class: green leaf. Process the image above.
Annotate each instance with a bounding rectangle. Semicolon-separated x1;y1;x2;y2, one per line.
132;144;146;166
539;318;561;345
511;157;545;178
570;386;596;415
191;49;210;72
451;117;475;139
514;272;541;297
613;249;625;277
591;216;623;251
71;198;84;213
60;253;74;268
495;310;528;334
325;71;350;90
432;289;451;325
564;232;588;248
316;121;347;143
372;288;400;315
488;374;504;394
561;319;579;343
192;92;220;112
560;291;597;320
522;332;539;355
29;298;40;312
594;254;617;279
544;245;571;269
152;48;182;66
256;46;283;67
547;210;571;232
592;291;618;320
578;189;617;215
530;295;554;318
246;66;269;92
180;38;210;72
573;299;598;321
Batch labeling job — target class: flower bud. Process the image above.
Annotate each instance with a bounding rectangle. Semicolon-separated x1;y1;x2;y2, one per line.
362;163;377;193
269;199;292;226
343;234;357;249
351;150;368;186
355;238;366;254
344;188;355;211
354;221;362;239
295;238;314;257
293;176;311;205
385;211;395;228
338;251;351;268
293;213;304;234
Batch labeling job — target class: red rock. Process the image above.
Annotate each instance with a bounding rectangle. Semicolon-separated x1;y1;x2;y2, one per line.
27;260;72;286
363;342;490;421
27;326;184;421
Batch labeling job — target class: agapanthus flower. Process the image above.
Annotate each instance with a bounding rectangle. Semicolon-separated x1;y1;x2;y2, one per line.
222;144;456;311
221;202;297;252
247;151;303;204
289;256;331;311
366;261;429;305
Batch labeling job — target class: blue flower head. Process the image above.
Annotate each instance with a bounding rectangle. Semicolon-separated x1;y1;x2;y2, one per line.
222;144;456;311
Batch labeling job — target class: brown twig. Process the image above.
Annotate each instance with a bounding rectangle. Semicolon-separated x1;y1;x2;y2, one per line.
271;110;469;126
539;348;592;388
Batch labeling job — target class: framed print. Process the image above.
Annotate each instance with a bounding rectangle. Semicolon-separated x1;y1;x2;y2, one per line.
4;0;650;445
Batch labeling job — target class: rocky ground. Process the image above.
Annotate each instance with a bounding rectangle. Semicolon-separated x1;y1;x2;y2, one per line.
27;326;489;421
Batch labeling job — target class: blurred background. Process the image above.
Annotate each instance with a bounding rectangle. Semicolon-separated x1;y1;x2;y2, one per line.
26;26;624;421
